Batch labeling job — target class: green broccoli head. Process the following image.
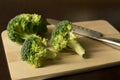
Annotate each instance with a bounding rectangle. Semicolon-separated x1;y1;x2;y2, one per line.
7;13;47;44
50;20;85;57
21;35;56;68
50;20;73;51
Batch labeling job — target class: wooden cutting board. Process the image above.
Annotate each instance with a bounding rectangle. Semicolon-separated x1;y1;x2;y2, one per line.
1;20;120;80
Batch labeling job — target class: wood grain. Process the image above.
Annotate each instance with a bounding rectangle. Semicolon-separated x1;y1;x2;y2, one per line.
1;20;120;80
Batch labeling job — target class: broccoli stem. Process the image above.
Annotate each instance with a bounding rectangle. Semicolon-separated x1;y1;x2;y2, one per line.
21;33;32;40
47;49;57;59
68;39;85;57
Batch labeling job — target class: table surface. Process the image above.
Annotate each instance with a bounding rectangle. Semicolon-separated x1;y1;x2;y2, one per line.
0;0;120;80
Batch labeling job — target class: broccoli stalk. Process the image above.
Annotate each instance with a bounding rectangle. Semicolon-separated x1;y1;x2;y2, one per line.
50;20;85;57
7;13;47;44
21;35;56;68
68;37;85;57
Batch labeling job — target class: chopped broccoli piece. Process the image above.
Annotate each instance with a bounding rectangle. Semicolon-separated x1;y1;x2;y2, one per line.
21;35;56;68
50;20;85;57
7;13;47;44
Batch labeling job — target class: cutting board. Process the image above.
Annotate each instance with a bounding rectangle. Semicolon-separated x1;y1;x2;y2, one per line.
1;20;120;80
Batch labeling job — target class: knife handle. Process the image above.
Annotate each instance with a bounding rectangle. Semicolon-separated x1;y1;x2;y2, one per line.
96;37;120;49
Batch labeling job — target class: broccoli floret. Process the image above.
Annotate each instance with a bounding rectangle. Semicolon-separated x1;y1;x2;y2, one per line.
50;20;85;57
7;13;47;44
21;35;56;68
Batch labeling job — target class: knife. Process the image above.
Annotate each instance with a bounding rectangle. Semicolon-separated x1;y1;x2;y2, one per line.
47;18;120;49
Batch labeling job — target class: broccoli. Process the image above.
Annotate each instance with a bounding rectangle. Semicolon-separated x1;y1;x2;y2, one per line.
21;35;56;68
50;20;85;57
7;13;47;44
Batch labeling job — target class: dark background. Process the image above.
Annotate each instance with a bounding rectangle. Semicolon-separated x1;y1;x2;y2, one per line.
0;0;120;80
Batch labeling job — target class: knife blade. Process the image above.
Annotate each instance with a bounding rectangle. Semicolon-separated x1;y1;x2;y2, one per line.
47;18;120;49
72;24;102;38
